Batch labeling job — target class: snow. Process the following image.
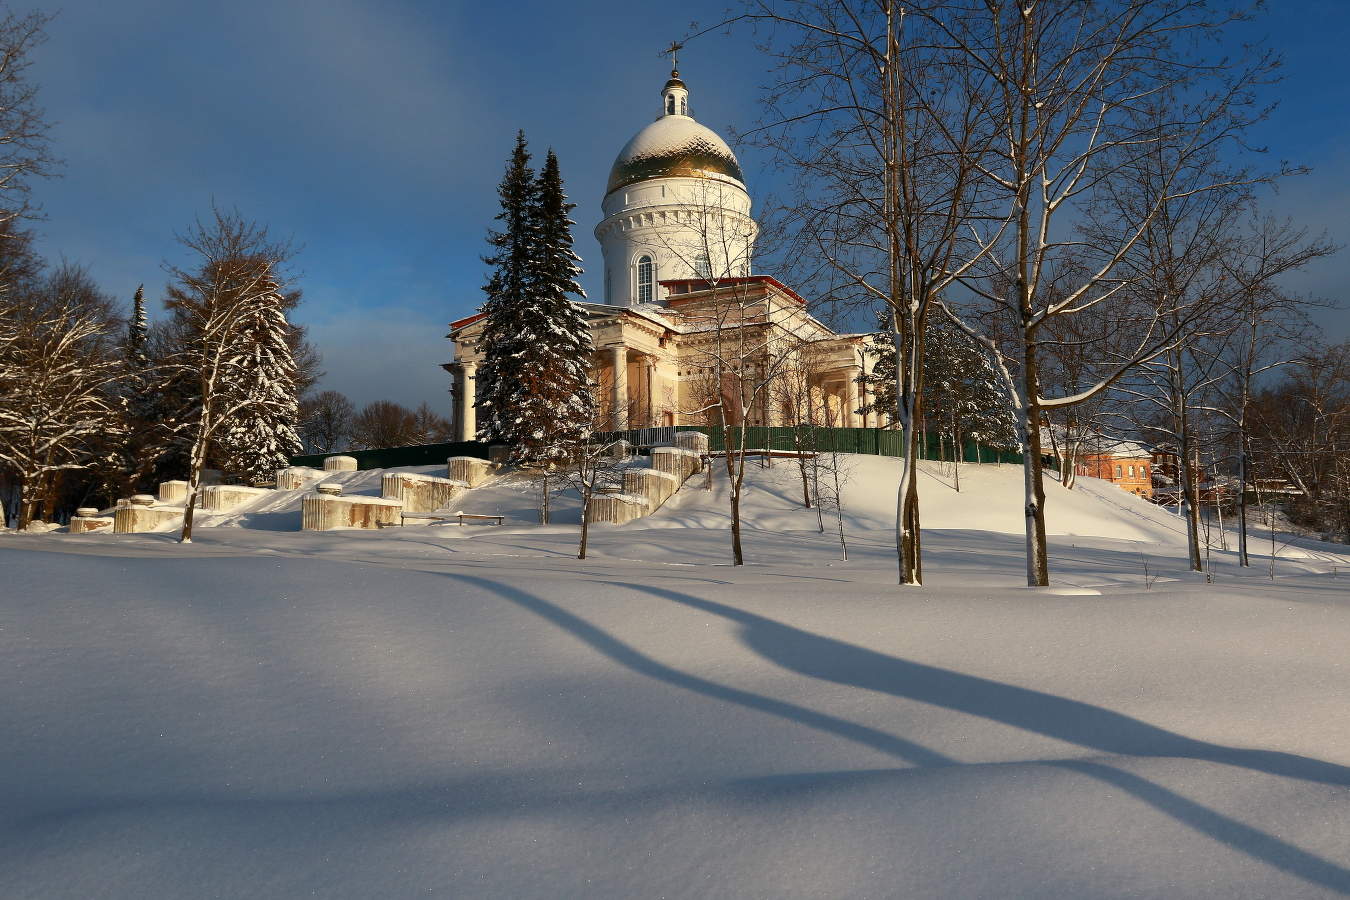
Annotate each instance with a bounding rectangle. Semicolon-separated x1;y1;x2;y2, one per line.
614;115;741;168
3;456;1348;897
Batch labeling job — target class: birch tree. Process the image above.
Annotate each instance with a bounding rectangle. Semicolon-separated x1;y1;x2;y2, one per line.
925;0;1282;585
164;209;296;543
745;0;999;584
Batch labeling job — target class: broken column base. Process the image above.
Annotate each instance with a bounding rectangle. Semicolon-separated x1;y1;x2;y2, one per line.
381;472;462;513
200;484;272;512
448;456;492;487
589;493;649;525
69;515;114;534
113;505;183;533
301;493;403;530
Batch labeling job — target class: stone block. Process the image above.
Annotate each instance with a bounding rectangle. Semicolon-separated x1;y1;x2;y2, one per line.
623;468;679;510
200;484;271;512
301;493;402;530
674;431;709;454
158;480;189;503
323;455;358;472
276;466;323;491
651;446;701;482
69;515;113;534
114;505;182;533
448;456;492;487
381;472;461;513
588;493;648;525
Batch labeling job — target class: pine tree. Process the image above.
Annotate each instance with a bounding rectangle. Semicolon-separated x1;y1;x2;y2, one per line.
127;284;148;370
475;136;595;466
214;269;303;484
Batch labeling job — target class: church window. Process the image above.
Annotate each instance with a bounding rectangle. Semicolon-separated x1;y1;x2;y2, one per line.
637;255;654;303
695;252;711;279
680;97;687;115
667;95;676;115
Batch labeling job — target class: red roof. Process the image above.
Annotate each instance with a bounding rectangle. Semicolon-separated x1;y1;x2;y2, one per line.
447;311;487;332
659;275;807;307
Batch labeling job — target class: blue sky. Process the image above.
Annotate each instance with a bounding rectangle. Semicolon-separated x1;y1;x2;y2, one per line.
24;0;1350;411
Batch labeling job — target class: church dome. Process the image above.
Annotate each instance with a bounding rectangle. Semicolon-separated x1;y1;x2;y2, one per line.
605;81;745;195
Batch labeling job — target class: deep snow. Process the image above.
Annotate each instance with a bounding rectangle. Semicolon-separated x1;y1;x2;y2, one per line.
3;457;1348;898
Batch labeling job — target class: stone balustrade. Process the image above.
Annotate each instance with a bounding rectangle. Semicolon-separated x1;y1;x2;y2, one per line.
301;493;402;530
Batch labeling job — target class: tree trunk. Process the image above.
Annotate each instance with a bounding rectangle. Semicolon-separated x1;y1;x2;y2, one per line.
1019;348;1051;587
577;491;589;560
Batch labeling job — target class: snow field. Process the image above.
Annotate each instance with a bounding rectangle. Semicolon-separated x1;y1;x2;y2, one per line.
2;454;1348;897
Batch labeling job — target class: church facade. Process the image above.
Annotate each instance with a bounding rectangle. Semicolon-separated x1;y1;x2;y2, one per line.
445;68;877;441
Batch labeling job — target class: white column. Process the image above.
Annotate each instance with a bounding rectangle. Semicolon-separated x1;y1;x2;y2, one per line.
459;362;477;442
611;346;628;430
644;358;657;427
847;366;863;428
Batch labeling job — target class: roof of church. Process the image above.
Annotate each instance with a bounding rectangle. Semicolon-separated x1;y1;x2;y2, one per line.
605;72;744;195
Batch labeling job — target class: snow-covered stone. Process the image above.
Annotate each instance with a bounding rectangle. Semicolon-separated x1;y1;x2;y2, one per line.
157;480;188;504
323;455;358;473
200;484;271;512
129;494;156;508
624;467;679;510
651;446;701;481
589;492;648;524
301;493;402;530
69;515;113;534
114;505;181;533
381;472;461;514
447;456;492;487
275;466;323;491
316;483;343;496
674;431;709;454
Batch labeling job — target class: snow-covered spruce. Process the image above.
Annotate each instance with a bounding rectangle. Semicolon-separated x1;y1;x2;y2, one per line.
474;136;595;467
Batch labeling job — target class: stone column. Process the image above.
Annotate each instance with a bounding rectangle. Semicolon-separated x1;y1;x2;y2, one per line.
846;367;862;428
611;346;628;430
458;362;477;442
644;357;657;427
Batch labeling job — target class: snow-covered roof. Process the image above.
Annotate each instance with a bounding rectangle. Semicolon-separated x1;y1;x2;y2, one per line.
606;115;744;195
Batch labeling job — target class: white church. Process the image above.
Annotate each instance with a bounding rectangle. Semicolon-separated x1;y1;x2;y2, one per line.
445;65;877;441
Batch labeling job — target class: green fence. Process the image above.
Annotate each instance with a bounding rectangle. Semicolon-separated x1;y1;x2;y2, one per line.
595;426;1024;464
289;440;490;472
291;429;1024;472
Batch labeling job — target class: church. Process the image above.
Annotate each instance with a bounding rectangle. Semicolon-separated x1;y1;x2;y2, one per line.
445;65;878;442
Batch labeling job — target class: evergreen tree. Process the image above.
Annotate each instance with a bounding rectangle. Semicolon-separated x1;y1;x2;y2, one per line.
475;135;594;465
862;313;1017;453
127;284;148;370
214;269;303;484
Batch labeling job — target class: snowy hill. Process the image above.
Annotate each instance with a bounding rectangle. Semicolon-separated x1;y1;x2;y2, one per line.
3;455;1348;898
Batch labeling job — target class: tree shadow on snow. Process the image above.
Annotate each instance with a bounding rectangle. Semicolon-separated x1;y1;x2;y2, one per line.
440;572;1350;894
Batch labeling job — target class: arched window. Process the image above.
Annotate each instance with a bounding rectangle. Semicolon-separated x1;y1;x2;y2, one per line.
637;255;654;303
694;252;711;279
679;97;687;116
666;95;676;115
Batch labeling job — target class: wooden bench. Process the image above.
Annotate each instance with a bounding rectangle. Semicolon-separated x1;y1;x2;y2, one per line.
455;513;504;526
393;511;505;527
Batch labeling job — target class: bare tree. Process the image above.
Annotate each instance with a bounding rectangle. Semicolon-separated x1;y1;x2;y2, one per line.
0;290;124;528
349;400;420;450
744;0;1000;584
164;208;296;543
919;1;1283;585
299;390;354;453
